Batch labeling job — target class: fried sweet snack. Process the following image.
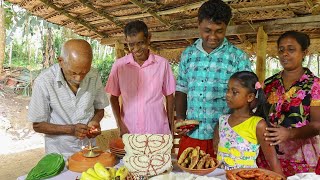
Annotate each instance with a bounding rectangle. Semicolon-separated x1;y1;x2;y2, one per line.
184;157;191;164
175;120;199;130
199;149;206;157
237;170;256;178
226;171;243;180
205;157;216;168
226;169;284;180
189;146;200;169
177;146;218;172
197;154;210;169
177;147;194;164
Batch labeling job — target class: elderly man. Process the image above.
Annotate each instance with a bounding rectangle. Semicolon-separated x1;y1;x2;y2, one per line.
28;39;109;159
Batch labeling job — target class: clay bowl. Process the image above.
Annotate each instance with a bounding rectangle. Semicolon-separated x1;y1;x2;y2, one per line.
177;158;220;176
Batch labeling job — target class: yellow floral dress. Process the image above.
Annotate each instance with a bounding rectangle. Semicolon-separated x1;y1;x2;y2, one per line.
217;115;263;170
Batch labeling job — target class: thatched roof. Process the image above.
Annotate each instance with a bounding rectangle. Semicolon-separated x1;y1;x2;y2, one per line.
5;0;320;57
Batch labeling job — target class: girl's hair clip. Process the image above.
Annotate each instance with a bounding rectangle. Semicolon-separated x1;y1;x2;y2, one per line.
255;82;263;98
255;82;262;90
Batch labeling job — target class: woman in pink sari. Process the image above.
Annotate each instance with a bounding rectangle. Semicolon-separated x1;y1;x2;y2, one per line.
257;31;320;176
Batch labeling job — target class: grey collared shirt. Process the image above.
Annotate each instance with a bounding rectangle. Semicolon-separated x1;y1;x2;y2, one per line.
28;64;109;159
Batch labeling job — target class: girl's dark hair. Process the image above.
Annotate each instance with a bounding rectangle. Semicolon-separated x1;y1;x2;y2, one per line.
229;71;269;123
124;20;149;38
277;31;310;51
198;0;232;25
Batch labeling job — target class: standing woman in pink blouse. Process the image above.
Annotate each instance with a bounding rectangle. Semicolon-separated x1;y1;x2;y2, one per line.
257;31;320;176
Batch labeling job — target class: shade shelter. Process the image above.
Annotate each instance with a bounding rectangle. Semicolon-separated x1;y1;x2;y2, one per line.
6;0;320;80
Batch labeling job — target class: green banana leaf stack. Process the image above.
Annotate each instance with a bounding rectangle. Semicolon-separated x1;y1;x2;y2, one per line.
26;153;65;180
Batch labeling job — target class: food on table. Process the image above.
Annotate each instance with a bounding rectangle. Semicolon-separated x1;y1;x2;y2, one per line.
199;149;206;157
80;162;128;180
88;126;99;135
80;171;102;180
115;166;129;180
93;162;111;179
124;153;172;176
26;153;65;180
175;120;200;130
68;151;116;172
197;154;210;169
177;146;217;170
226;169;284;180
178;147;194;164
86;168;101;179
123;134;173;155
108;167;117;178
122;134;173;176
189;146;200;169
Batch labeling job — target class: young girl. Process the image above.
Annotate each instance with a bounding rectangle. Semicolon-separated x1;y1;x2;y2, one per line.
213;71;284;176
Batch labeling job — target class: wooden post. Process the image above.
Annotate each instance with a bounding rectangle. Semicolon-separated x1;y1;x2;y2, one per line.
256;26;268;82
115;41;125;59
317;54;319;76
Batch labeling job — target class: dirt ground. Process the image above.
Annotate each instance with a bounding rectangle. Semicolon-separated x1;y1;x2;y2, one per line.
0;90;117;180
0;92;45;180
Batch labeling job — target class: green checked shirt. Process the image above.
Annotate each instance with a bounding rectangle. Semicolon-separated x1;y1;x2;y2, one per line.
176;38;252;140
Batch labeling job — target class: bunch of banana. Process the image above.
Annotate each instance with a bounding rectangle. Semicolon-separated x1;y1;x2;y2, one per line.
80;162;129;180
177;146;216;170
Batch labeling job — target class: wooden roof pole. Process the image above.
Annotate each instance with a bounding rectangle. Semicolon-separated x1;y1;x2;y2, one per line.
118;1;206;20
101;14;320;45
129;0;175;29
118;1;303;21
39;0;107;38
115;40;125;59
256;26;268;82
77;0;124;28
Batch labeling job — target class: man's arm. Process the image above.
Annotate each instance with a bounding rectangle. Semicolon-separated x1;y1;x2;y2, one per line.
175;91;187;120
89;109;104;124
165;94;174;131
32;110;104;139
110;95;128;136
33;122;88;139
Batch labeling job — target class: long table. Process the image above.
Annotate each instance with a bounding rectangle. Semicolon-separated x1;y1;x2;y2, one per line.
18;160;320;180
17;159;227;180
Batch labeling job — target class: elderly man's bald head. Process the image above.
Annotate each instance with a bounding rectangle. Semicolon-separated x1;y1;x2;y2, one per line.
60;39;93;64
58;39;93;87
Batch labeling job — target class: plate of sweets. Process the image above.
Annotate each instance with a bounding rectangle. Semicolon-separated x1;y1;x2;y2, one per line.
175;120;199;131
226;168;285;180
176;146;220;176
109;137;126;158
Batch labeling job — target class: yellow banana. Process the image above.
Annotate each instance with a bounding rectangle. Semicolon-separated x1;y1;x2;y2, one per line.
94;162;111;180
86;168;102;180
108;167;117;178
115;166;129;180
80;171;100;180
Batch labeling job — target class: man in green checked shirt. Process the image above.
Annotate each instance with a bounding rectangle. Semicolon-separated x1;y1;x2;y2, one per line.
174;0;252;158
